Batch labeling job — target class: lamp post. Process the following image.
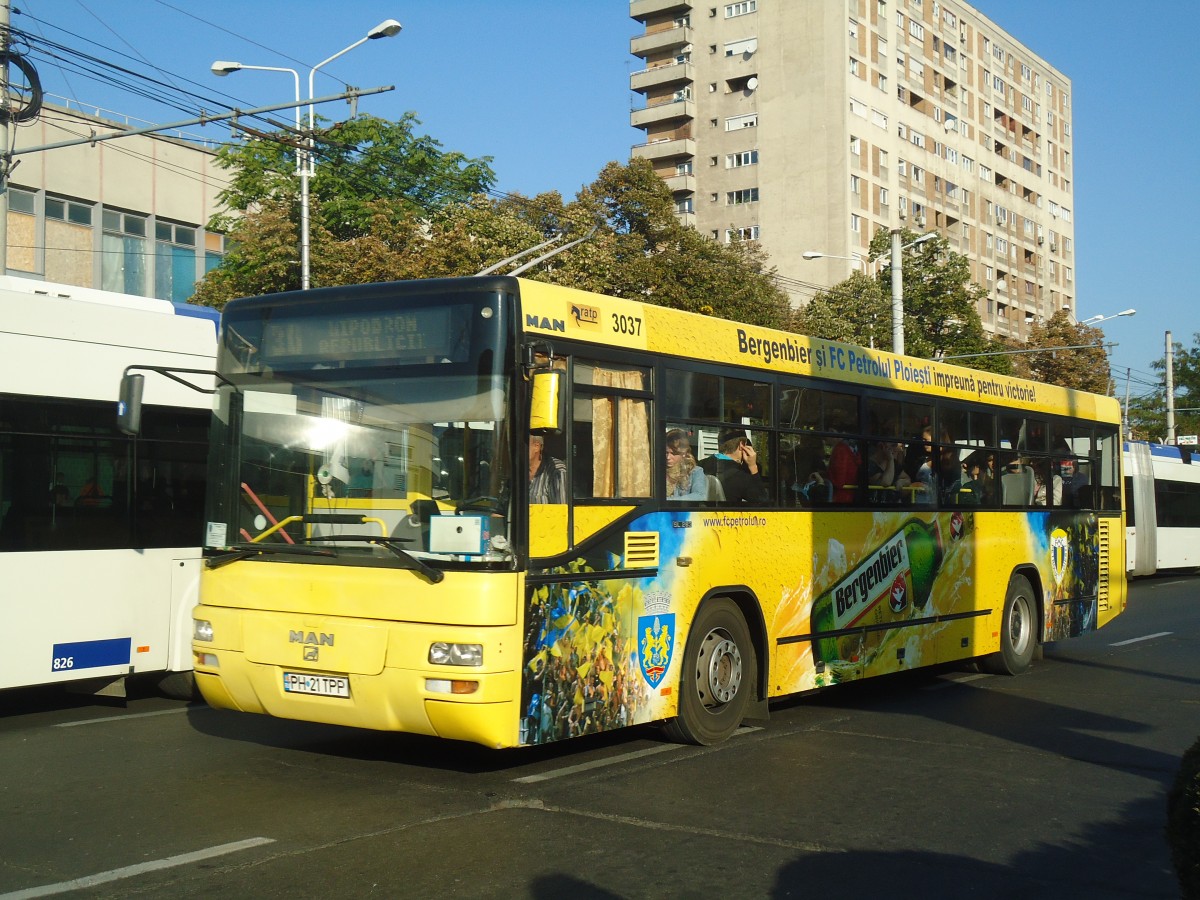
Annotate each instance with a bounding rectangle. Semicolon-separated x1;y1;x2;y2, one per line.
1080;308;1137;326
211;18;401;290
803;230;937;355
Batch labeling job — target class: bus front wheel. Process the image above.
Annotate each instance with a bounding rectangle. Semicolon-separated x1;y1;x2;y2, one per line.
663;597;754;746
983;574;1037;676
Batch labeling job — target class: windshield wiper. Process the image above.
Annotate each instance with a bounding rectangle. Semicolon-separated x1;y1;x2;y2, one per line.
206;542;336;570
306;534;445;584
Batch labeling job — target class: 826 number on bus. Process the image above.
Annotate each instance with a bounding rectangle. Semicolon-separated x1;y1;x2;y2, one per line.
612;313;642;336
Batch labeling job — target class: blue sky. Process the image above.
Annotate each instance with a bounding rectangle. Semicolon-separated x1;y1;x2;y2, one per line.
11;1;1196;400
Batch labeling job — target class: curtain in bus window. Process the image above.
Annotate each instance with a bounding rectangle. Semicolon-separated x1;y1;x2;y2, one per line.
591;368;650;498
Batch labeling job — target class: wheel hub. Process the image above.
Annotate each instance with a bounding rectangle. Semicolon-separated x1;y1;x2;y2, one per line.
699;632;742;706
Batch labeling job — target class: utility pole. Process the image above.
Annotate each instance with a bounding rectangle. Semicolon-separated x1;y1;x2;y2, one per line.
1165;330;1176;445
890;228;904;356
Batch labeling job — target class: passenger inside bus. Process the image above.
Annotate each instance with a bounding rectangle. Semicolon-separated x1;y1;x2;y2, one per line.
529;435;567;504
664;429;708;501
700;429;766;504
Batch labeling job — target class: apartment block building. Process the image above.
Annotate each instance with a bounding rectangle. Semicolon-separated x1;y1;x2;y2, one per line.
4;101;226;304
629;0;1076;341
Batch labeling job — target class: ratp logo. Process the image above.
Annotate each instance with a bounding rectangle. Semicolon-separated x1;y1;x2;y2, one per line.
570;303;601;330
638;613;675;688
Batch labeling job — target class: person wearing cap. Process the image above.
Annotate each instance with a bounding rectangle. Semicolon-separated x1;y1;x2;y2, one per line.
700;428;766;503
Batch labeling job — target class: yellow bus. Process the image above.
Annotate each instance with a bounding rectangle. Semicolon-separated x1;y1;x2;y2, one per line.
178;276;1126;748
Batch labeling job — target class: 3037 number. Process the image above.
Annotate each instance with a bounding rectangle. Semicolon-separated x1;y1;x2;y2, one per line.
612;313;642;336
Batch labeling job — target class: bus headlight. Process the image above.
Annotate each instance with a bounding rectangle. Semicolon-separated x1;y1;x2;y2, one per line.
428;642;483;667
194;619;214;642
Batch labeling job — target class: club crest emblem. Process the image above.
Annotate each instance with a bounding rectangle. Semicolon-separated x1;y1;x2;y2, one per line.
638;613;675;687
1050;528;1070;585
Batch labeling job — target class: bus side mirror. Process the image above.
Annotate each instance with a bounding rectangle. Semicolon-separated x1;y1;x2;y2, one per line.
529;370;564;434
117;373;144;436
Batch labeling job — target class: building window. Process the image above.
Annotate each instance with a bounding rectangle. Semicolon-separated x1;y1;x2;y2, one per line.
872;108;887;129
850;97;867;118
102;209;149;296
725;113;758;130
851;214;862;233
726;188;760;205
46;196;93;226
726;225;760;242
850;135;862;155
154;220;201;303
879;187;889;206
726;149;759;168
9;187;35;214
675;198;694;214
850;57;860;76
726;1;756;17
851;175;862;194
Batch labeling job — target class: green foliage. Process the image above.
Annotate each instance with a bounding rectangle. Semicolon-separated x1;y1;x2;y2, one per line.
1167;736;1200;899
795;228;1013;375
1013;310;1110;393
1125;332;1200;442
196;152;791;327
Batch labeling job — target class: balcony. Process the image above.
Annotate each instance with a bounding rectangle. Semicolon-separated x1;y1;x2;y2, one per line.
630;25;692;59
630;98;695;130
631;61;694;94
663;173;696;194
630;0;693;23
632;136;696;163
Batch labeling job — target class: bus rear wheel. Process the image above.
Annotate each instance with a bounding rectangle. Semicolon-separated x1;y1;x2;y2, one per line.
662;597;754;746
983;574;1037;675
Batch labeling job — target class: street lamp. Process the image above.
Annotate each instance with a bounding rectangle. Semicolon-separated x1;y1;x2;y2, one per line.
1081;308;1137;326
802;230;937;355
211;19;401;290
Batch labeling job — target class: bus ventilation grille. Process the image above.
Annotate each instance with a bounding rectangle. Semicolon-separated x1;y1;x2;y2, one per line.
624;532;660;569
1097;518;1111;612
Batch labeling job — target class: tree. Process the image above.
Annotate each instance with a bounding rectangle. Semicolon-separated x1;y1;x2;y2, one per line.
1011;310;1110;393
790;271;887;347
196;152;793;331
194;113;496;300
795;228;1012;374
1125;332;1200;442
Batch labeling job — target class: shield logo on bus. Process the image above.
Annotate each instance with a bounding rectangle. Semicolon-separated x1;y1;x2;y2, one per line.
638;614;675;688
1050;528;1070;585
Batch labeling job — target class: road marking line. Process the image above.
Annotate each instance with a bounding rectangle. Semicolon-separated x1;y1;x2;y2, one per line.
0;837;275;899
513;725;761;783
1109;631;1173;647
54;707;196;728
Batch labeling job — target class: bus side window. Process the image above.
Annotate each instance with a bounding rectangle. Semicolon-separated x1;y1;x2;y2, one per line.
573;360;652;500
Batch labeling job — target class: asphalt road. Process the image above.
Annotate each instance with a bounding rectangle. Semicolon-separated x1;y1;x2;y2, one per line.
1;574;1196;899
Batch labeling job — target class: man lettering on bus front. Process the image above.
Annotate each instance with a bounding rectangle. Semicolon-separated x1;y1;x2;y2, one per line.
701;429;766;503
529;435;568;504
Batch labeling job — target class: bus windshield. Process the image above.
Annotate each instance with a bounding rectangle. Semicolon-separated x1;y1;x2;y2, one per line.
205;282;516;568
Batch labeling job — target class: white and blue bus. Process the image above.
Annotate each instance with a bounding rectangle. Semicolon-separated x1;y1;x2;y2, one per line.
0;277;216;697
1125;441;1200;576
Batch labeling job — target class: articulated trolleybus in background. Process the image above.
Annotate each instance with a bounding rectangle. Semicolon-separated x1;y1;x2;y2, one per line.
174;276;1126;748
1;277;216;697
1125;440;1200;575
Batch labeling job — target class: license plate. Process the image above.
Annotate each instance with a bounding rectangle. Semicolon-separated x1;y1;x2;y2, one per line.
282;672;350;698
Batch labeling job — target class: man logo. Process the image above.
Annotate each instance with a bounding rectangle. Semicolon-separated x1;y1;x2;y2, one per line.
303;646;319;661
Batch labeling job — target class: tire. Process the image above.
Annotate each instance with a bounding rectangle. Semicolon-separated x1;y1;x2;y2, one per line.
662;597;755;746
157;670;198;701
982;574;1037;675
